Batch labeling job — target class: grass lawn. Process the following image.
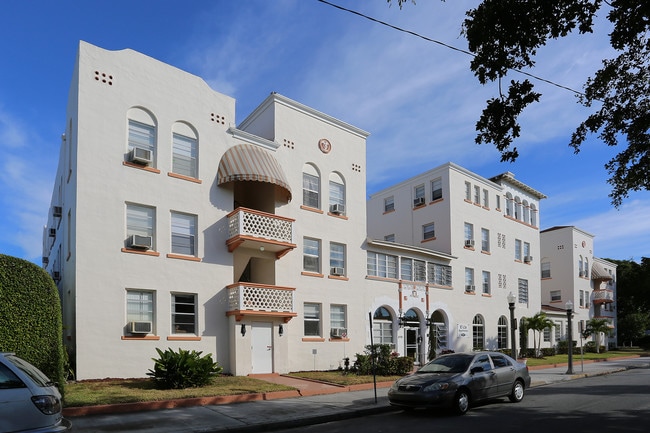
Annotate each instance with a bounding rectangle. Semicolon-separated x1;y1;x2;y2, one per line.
64;349;646;408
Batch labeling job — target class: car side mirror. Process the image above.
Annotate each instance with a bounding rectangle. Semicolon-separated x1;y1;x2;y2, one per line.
470;366;484;374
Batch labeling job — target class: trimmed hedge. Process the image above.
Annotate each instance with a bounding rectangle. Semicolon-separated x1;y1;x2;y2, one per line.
0;255;65;392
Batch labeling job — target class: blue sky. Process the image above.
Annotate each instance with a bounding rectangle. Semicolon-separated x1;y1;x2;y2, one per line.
1;0;648;264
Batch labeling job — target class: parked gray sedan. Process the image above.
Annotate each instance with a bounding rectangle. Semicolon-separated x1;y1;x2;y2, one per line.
388;351;531;415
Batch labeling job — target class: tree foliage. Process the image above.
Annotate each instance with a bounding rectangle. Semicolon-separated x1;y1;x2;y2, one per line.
523;312;555;358
0;255;66;391
390;0;650;206
608;257;650;345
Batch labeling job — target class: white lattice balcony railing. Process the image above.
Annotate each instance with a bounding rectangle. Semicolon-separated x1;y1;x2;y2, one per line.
593;289;614;303
226;208;295;254
227;282;295;313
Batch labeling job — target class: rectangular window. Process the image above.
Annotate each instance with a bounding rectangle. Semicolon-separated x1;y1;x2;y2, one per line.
515;239;522;261
580;290;585;307
172;133;197;178
413;184;425;206
465;182;471;201
423;222;435;240
367;252;398;279
474;185;480;204
303;238;321;273
551;290;561;302
518;279;529;305
304;303;321;336
465;267;475;291
496;195;501;210
171;212;197;256
414;259;426;282
128;120;155;166
541;262;551;278
464;222;474;242
482;271;491;294
543;327;551;342
427;262;452;286
172;293;196;334
329;180;345;214
401;258;413;281
330;304;346;331
431;178;442;201
126;204;155;249
523;242;530;259
384;196;395;212
126;289;154;330
481;228;490;252
330;242;346;275
482;189;489;207
303;173;320;208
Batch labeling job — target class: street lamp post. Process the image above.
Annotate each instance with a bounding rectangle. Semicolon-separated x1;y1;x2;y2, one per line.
566;300;574;375
507;292;517;360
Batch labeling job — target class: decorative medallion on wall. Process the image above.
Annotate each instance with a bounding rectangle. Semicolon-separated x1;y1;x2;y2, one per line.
318;138;331;154
582;241;586;248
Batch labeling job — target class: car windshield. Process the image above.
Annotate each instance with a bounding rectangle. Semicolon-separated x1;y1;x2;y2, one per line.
418;355;473;374
5;355;52;387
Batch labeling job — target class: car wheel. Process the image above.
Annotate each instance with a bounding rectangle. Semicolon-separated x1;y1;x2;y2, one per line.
509;380;525;403
453;389;470;415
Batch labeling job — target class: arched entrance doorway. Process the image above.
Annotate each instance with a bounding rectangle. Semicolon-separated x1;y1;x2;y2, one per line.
428;309;448;360
402;309;423;365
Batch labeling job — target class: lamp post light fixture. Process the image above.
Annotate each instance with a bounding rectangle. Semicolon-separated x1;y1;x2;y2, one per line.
507;292;517;360
566;300;574;375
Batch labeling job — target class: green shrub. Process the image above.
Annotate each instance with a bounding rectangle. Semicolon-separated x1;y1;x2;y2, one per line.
637;335;650;351
147;347;222;389
0;255;65;393
352;344;413;376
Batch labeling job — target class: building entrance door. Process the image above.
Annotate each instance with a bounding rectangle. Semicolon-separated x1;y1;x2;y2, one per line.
251;322;273;374
405;328;420;364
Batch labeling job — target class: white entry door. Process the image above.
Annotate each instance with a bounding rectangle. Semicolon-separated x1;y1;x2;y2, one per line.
251;322;273;374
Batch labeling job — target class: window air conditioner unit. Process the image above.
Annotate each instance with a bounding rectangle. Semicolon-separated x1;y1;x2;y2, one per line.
49;228;56;237
129;147;152;165
413;197;425;207
465;285;475;292
52;206;62;218
330;267;345;276
524;255;533;263
330;328;347;338
579;271;585;277
329;203;345;215
129;321;152;334
464;239;475;247
128;235;153;250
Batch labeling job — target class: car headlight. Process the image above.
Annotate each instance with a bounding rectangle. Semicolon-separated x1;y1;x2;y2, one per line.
423;382;450;392
31;395;61;415
390;381;400;391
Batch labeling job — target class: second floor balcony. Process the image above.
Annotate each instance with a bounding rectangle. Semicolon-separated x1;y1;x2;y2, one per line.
226;207;296;258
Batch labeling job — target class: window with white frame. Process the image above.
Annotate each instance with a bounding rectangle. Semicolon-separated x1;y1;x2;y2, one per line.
303;238;321;273
414;259;426;282
128;119;156;167
482;270;491;294
126;203;155;249
518;279;529;305
414;184;425;206
384;196;395;212
523;200;530;223
584;258;589;278
580;290;585;307
304;303;321;336
367;252;398;279
578;256;584;277
401;258;413;281
514;197;522;220
523;242;530;260
515;239;522;261
172;133;198;178
464;222;474;244
302;166;320;209
171;293;196;334
427;262;452;286
465;268;475;291
126;289;154;332
329;174;345;214
497;316;508;349
431;178;442;201
543;326;551;342
171;212;197;256
482;189;489;207
481;228;490;252
474;185;481;204
541;261;551;278
465;182;471;201
505;193;513;216
373;307;394;347
530;204;537;226
551;290;561;302
329;242;346;276
423;222;435;241
330;304;347;333
496;194;501;210
472;315;485;350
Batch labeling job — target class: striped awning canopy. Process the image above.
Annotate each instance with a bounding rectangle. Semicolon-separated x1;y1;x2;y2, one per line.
591;261;613;281
217;144;292;200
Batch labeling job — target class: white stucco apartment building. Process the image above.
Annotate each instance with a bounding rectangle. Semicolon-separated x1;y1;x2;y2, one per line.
540;226;618;350
43;42;616;380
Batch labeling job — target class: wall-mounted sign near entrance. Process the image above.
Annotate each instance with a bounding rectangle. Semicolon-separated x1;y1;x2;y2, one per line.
458;324;469;338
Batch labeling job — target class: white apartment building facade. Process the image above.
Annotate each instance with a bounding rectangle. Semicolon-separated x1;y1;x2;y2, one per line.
366;163;547;360
540;226;618;350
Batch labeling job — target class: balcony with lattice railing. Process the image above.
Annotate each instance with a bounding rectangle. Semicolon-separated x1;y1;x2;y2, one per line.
592;289;614;304
226;282;297;322
226;207;296;257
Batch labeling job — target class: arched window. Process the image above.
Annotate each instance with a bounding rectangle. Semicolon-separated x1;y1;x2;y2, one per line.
171;122;198;179
529;204;537;226
302;163;321;209
373;307;394;348
127;107;157;167
578;256;584;277
328;172;346;215
584;257;589;279
522;200;530;224
497;316;508;349
472;315;485;350
514;197;522;221
505;193;514;217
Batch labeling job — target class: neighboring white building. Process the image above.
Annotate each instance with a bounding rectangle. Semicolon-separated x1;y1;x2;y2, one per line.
366;163;546;361
540;226;618;350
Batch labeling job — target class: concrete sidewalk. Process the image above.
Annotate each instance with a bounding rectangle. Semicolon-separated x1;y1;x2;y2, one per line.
67;356;649;433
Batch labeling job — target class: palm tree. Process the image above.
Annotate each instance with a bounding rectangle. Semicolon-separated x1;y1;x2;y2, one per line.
524;312;555;358
584;318;612;353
